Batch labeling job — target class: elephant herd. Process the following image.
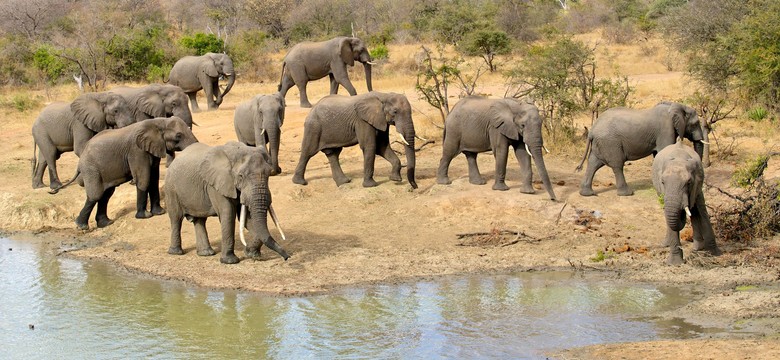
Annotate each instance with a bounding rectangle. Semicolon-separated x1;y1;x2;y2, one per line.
29;36;719;265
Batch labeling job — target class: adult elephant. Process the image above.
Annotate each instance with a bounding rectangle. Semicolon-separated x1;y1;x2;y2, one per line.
278;36;374;108
32;92;135;190
168;53;235;112
577;101;706;196
652;140;720;264
165;142;290;264
292;92;417;189
110;84;194;128
436;96;556;201
234;93;285;175
54;117;198;230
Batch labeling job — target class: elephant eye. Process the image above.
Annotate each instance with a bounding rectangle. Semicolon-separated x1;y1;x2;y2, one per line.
175;132;182;141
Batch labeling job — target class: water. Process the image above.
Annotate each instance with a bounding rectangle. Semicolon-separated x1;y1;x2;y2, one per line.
0;237;722;359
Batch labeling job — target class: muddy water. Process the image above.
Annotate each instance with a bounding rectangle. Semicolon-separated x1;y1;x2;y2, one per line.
1;237;724;358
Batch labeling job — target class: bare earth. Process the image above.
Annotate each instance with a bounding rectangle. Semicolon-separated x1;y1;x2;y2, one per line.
1;45;778;358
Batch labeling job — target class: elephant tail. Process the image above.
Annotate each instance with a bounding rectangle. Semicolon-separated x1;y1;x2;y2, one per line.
31;139;38;181
48;168;80;195
575;135;592;172
277;62;286;92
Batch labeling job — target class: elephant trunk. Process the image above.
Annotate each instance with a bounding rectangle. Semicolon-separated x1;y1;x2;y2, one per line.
399;123;417;189
174;108;194;129
220;72;236;102
363;63;373;92
529;143;556;200
694;140;704;161
247;184;289;260
664;198;687;232
266;122;282;176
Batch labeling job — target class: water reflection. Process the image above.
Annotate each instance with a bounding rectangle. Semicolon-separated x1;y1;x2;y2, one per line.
0;237;722;359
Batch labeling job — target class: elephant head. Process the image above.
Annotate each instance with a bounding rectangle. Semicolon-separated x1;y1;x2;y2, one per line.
201;142;289;260
652;142;704;232
253;93;285;175
493;98;556;200
71;92;135;132
357;92;417;188
204;53;235;105
340;37;374;92
134;84;194;128
665;101;705;159
136;116;199;158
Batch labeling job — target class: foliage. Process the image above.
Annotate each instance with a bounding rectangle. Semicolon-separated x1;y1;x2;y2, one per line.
732;155;770;189
33;45;68;84
1;92;41;112
498;0;560;41
146;64;172;83
369;44;389;62
590;249;615;262
415;44;485;124
459;30;511;72
426;0;495;45
746;107;769;122
228;30;275;82
645;0;688;20
105;27;170;81
180;33;225;55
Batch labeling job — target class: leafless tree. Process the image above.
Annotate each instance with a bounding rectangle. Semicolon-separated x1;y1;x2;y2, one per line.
0;0;67;39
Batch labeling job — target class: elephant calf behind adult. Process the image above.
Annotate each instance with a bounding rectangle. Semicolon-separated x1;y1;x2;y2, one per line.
234;93;285;175
577;101;706;196
168;53;235;112
652;141;720;264
436;96;556;200
165;142;290;264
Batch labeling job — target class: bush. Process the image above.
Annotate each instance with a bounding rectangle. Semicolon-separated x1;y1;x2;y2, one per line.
180;33;224;55
33;45;69;84
2;92;41;112
602;20;638;44
459;30;511;72
747;106;769;122
369;44;389;62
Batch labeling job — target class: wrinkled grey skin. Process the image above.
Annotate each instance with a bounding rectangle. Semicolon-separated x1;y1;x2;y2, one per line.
279;36;373;108
168;53;235;112
292;92;417;189
577;101;705;196
31;91;135;190
652;141;720;265
54;117;198;230
437;96;556;200
110;84;194;128
234;93;285;175
165;142;290;264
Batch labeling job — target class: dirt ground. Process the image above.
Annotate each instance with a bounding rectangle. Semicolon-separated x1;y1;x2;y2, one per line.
1;40;779;357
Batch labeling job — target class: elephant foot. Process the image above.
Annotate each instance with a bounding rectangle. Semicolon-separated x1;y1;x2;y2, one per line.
437;177;452;185
300;102;313;108
389;173;402;182
694;242;722;256
75;220;89;231
271;166;282;176
616;187;635;196
292;174;308;185
335;177;352;186
135;210;153;219
666;247;685;265
579;187;596;196
519;184;535;194
33;182;46;189
362;179;379;188
245;248;262;260
492;182;510;191
96;217;114;228
168;246;184;255
220;253;240;264
151;207;166;216
469;177;486;185
49;180;63;190
197;247;216;256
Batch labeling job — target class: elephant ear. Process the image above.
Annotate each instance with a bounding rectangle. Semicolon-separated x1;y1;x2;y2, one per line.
669;103;687;139
137;91;165;118
134;121;167;158
686;156;703;208
200;146;238;199
489;102;520;141
356;96;387;131
275;93;286;126
71;93;108;132
340;38;355;67
204;54;219;78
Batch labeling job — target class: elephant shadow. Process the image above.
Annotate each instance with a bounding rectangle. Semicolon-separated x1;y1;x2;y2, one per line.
191;230;363;262
591;177;654;196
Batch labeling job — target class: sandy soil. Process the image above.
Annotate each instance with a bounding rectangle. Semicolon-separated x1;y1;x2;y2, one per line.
1;41;779;357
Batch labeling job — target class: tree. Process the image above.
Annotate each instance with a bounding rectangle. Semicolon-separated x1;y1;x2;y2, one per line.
459;29;511;72
180;33;225;55
415;45;485;124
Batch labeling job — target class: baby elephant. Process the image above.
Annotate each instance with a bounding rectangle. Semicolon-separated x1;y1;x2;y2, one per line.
56;117;198;230
652;141;720;265
165;142;290;264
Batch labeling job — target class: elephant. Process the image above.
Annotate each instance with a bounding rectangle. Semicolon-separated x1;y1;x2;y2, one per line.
577;101;706;196
110;84;194;128
652;140;720;265
54;117;198;230
436;96;557;200
168;52;235;112
278;36;374;108
234;93;285;175
165;142;290;264
292;92;417;189
31;91;135;190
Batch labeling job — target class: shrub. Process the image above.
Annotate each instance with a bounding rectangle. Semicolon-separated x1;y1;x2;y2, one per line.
732;155;770;189
369;44;389;62
747;106;769;122
459;30;511;72
2;92;41;112
180;33;224;55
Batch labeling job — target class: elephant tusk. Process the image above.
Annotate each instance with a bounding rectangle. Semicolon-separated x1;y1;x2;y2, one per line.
525;143;533;157
366;61;377;65
398;134;410;146
415;135;428;142
543;145;550;154
699;140;710;145
684;206;692;217
269;204;286;241
239;204;247;247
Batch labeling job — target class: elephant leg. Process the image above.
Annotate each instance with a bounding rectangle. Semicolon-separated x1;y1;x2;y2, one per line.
613;164;634;196
579;156;605;196
279;72;295;100
514;144;535;194
75;198;98;230
665;228;684;265
332;66;357;96
292;134;319;185
377;134;402;181
691;194;721;256
135;188;153;219
360;142;379;188
437;140;460;185
324;148;351;186
464;151;486;185
288;65;312;108
38;142;62;189
167;204;185;255
329;73;339;95
187;92;200;112
95;186;115;228
218;210;239;264
148;158;165;216
194;217;216;256
208;80;220;110
32;148;50;189
492;142;511;191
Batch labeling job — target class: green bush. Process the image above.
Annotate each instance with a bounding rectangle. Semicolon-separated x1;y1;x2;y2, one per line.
747;106;769;122
732;155;769;189
459;29;511;72
180;33;224;55
105;27;170;81
3;93;42;112
369;44;389;61
33;45;68;84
